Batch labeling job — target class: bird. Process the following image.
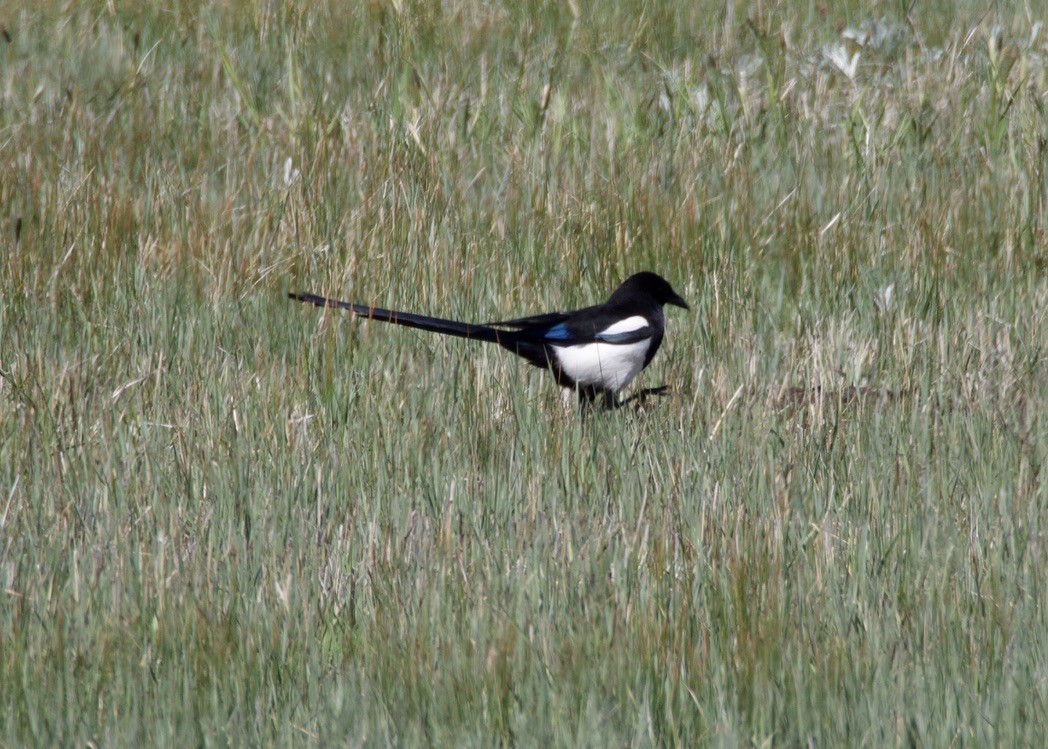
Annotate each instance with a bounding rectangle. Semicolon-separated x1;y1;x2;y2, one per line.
289;271;688;409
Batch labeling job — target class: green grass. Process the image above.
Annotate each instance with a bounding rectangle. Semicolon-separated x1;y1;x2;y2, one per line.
2;0;1047;745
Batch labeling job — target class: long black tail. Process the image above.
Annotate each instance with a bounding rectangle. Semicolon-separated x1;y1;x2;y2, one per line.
289;291;513;346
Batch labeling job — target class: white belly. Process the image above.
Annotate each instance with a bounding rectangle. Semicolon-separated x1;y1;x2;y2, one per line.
552;339;650;393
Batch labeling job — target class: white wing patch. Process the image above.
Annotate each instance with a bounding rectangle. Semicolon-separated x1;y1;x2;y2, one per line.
599;315;649;336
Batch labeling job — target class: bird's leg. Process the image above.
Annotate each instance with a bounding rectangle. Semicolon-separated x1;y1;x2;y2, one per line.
575;386;603;414
574;386;620;414
616;386;670;409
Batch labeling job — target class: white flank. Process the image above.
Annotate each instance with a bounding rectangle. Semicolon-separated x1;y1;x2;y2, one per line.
552;339;651;393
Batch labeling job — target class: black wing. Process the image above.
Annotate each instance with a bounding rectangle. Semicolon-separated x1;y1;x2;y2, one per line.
503;305;657;347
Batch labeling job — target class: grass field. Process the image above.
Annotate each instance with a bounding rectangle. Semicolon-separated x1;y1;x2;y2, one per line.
2;0;1047;745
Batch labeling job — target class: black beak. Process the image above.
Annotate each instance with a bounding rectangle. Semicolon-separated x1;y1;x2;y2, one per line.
670;293;689;310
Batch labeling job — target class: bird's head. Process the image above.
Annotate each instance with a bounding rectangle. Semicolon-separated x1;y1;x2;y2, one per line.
614;272;689;310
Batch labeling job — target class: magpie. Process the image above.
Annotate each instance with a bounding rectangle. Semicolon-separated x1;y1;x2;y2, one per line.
289;271;688;408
